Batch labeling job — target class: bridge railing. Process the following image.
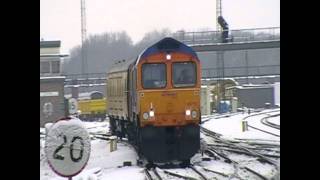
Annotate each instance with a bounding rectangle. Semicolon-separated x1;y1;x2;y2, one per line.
202;65;280;79
172;27;280;45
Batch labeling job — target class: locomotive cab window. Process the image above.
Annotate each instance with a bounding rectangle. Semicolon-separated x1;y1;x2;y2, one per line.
142;63;166;89
173;62;196;87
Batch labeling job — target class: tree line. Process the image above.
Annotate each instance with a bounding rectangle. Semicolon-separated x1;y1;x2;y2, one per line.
62;29;171;75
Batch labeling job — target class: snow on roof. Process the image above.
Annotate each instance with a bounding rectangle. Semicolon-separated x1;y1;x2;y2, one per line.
40;76;65;80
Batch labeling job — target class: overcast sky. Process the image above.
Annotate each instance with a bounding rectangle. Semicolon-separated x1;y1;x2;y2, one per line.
40;0;280;53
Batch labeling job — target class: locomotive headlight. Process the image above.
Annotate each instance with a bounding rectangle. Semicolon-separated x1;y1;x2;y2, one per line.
191;110;197;118
166;54;171;60
185;109;191;116
149;110;155;117
143;112;149;120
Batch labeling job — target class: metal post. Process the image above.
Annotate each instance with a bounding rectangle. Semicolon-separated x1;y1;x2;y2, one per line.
110;136;117;152
221;51;225;100
242;120;248;132
245;50;249;84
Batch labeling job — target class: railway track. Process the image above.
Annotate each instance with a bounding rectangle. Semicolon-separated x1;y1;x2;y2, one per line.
241;109;280;137
246;113;280;137
201;126;280;179
144;168;163;180
144;165;214;180
261;114;280;130
242;109;280;122
202;126;279;165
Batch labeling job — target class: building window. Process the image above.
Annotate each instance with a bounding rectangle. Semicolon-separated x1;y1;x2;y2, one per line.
40;62;50;73
51;61;60;73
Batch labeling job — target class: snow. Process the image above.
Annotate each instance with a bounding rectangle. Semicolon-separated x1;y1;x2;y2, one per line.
40;76;66;80
41;108;280;180
41;138;139;180
202;109;280;141
100;167;144;180
268;116;280;125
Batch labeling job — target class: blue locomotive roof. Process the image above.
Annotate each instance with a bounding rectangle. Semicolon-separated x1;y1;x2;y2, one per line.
139;37;198;60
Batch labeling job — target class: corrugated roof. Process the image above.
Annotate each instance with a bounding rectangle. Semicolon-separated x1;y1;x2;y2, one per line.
107;58;137;74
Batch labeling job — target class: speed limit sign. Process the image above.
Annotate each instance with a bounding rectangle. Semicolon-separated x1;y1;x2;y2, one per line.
45;117;90;178
69;98;78;115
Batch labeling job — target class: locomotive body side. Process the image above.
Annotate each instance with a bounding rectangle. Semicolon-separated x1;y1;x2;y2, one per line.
106;70;128;119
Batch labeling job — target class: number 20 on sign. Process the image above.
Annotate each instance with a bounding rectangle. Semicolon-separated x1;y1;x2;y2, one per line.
45;118;91;179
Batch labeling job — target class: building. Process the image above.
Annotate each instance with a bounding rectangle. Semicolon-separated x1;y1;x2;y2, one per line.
226;84;278;109
40;40;68;127
40;41;64;76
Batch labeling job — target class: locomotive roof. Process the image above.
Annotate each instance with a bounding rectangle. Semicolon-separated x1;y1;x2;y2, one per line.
107;37;198;74
136;37;198;64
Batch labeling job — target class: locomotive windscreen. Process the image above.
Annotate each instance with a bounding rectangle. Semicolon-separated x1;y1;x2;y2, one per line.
173;62;196;87
142;63;166;89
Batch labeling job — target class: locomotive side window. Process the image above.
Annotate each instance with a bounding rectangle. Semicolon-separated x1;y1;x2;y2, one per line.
142;63;166;89
173;62;196;87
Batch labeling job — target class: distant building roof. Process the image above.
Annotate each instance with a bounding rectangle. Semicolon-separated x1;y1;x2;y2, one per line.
40;41;61;48
40;54;69;58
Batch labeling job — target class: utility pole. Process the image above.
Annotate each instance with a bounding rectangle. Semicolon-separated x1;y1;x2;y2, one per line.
216;0;225;113
81;0;87;76
216;0;222;32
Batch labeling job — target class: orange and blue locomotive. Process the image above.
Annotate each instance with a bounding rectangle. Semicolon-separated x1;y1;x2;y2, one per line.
106;37;201;163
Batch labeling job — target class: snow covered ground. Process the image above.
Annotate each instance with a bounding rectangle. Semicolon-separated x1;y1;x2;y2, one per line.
41;108;280;180
40;120;145;180
202;109;280;141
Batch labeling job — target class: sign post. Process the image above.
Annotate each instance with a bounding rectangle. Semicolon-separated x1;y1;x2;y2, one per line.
68;98;78;115
45;117;91;179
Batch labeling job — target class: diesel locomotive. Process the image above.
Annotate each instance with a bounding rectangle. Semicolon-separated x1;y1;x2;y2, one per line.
106;37;201;163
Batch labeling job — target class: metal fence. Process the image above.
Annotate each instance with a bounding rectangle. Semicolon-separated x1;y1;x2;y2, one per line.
172;27;280;45
202;65;280;79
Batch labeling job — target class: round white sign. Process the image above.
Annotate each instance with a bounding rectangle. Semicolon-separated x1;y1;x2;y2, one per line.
45;118;91;177
43;102;53;117
69;98;78;115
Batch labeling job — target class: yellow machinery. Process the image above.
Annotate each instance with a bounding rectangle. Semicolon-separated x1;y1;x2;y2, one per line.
78;98;107;121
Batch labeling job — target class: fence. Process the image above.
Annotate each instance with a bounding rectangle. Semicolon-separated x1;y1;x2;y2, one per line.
202;65;280;79
172;27;280;45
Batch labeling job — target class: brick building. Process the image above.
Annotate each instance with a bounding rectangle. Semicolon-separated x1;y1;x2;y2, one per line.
40;40;68;127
